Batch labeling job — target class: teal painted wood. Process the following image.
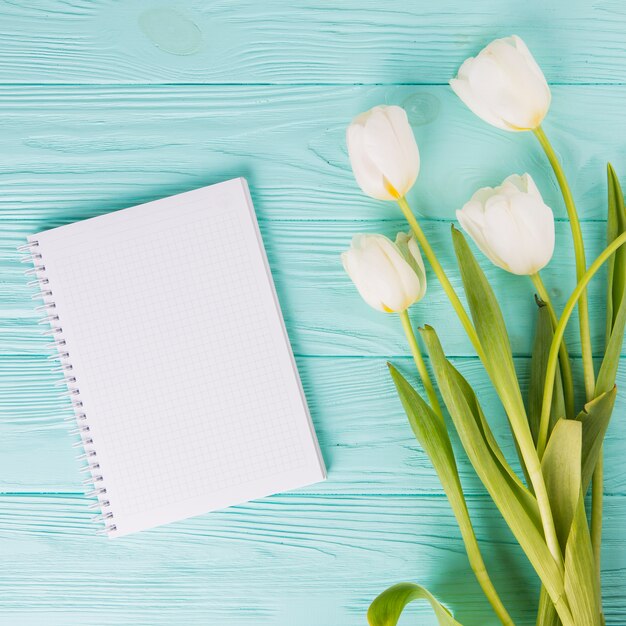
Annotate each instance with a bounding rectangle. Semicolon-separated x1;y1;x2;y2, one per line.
2;354;626;497
0;85;623;222
0;494;624;625
0;219;619;357
0;494;540;625
1;1;626;84
2;4;626;626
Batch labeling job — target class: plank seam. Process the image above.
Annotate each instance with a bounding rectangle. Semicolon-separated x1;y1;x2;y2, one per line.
0;82;623;87
0;491;624;498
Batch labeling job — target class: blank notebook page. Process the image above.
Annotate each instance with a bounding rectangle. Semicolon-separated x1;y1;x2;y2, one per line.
28;178;325;537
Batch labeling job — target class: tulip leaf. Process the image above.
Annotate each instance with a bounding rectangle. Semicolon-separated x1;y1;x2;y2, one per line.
605;163;626;333
540;419;600;624
541;419;582;551
564;494;601;626
387;363;471;524
597;164;626;396
388;363;514;626
529;299;566;447
534;390;613;626
419;325;568;611
575;387;617;493
536;587;561;626
438;354;532;499
450;226;530;470
367;582;463;626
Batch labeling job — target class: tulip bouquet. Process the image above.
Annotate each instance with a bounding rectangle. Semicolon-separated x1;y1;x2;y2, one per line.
341;36;626;626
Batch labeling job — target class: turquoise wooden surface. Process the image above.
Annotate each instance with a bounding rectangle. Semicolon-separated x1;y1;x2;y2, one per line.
1;2;626;625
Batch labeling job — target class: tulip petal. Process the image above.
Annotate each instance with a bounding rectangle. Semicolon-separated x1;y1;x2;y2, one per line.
384;105;421;184
511;35;551;90
395;232;427;301
406;235;427;300
502;173;529;194
363;107;416;198
451;35;551;131
483;196;533;274
458;196;514;271
510;193;555;272
465;53;530;131
342;247;385;311
522;172;543;200
458;173;555;275
450;75;511;131
486;38;550;129
342;233;426;313
470;186;499;205
346;122;393;200
345;236;393;310
456;205;501;268
374;236;423;309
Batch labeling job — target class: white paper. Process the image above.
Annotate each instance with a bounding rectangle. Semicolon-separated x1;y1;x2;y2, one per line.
30;178;326;537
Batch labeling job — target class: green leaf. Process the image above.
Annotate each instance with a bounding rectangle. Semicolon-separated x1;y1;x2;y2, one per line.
440;357;532;501
420;325;568;614
388;364;514;626
529;299;566;446
605;164;626;332
541;419;582;551
367;582;463;626
387;363;466;516
597;164;626;395
451;226;531;471
539;413;600;625
536;587;561;626
576;387;617;493
564;494;601;626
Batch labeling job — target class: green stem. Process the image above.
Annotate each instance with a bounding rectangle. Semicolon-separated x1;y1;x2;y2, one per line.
450;492;517;625
399;308;513;625
530;272;575;419
399;310;443;420
397;196;564;576
538;230;626;456
534;126;604;591
533;125;596;401
534;126;604;596
524;441;564;572
591;453;603;594
397;197;486;363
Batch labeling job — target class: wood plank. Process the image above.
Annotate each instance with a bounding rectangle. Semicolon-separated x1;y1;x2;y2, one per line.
0;492;624;625
1;2;626;84
0;85;623;222
3;355;626;496
2;219;616;357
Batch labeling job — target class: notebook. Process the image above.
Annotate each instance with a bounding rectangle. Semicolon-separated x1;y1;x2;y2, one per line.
22;178;326;538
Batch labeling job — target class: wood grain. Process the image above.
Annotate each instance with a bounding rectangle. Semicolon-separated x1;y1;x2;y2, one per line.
0;85;624;222
2;219;617;357
1;1;626;84
0;493;624;625
0;493;531;626
3;354;626;496
2;5;626;624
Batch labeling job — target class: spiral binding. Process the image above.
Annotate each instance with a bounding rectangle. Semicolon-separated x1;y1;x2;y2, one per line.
21;239;117;535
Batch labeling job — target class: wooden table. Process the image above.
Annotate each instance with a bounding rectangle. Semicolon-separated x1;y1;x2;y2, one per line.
1;2;625;624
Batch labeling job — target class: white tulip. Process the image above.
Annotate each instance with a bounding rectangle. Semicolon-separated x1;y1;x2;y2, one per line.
450;36;551;132
347;105;420;201
457;174;555;275
341;232;426;313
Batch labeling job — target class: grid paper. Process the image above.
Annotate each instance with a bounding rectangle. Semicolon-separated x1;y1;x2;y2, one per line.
31;179;325;537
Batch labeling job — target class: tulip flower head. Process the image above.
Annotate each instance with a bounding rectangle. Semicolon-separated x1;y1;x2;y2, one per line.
341;232;426;313
347;105;420;201
457;174;555;276
450;36;551;132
